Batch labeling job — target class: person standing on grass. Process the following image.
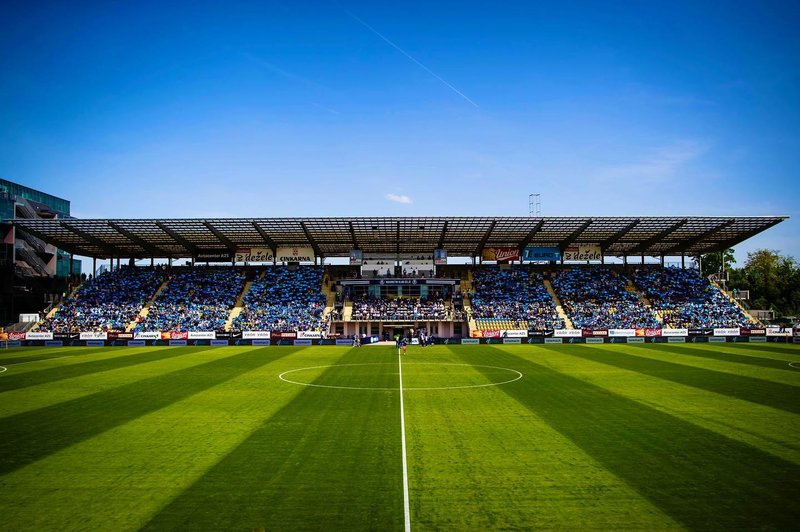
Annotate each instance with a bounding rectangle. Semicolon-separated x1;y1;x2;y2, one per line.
396;335;402;355
401;337;408;356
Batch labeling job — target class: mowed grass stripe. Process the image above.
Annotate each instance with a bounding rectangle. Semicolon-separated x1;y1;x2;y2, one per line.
570;344;800;414
646;342;800;372
143;347;405;531
0;347;246;418
461;345;800;530
0;346;199;393
0;346;290;476
720;342;800;358
407;347;677;530
522;345;800;464
622;343;800;387
0;346;336;531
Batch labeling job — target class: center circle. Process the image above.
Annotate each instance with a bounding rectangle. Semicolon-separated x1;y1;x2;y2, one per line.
278;362;522;391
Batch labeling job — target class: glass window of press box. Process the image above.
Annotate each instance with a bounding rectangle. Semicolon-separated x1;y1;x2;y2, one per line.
0;180;70;217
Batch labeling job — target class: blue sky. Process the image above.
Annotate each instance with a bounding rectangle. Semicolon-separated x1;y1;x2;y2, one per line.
1;0;798;263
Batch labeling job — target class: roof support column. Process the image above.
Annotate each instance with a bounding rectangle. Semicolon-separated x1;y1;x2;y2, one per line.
92;257;96;278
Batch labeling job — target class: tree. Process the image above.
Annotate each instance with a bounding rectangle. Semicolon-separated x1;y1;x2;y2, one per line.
694;248;736;278
728;249;800;316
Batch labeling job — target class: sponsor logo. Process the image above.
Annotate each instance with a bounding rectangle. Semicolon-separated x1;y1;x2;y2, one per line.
609;329;636;337
554;329;582;337
544;338;563;344
709;336;727;343
766;327;791;337
434;249;447;265
562;244;602;262
335;339;355;346
80;332;108;340
167;331;189;340
741;328;765;336
134;332;161;340
522;247;561;262
271;331;297;340
188;331;216;340
585;337;604;344
195;251;233;262
749;336;767;343
582;329;608;337
168;339;188;346
293;339;313;346
235;247;274;263
626;337;645;343
127;340;146;346
210;339;229;346
461;338;481;345
276;246;315;263
26;332;54;340
242;331;271;339
481;247;520;262
714;328;740;337
252;339;271;346
8;332;27;341
661;328;688;337
667;337;686;343
85;340;106;346
44;340;64;347
636;328;662;337
297;331;322;339
502;338;522;344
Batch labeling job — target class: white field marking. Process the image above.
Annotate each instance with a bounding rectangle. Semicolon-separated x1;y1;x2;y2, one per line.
398;352;411;532
788;362;800;369
0;355;72;374
277;363;523;391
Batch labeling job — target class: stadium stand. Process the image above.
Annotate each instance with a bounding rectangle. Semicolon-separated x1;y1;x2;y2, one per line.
233;266;327;332
470;268;563;330
634;267;751;328
550;268;660;329
136;268;245;332
38;267;163;332
351;296;447;321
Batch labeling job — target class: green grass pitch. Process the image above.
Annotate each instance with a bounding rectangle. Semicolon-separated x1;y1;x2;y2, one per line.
1;342;799;530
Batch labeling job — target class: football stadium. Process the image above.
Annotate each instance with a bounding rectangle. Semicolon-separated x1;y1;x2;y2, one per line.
1;191;799;529
3;2;800;530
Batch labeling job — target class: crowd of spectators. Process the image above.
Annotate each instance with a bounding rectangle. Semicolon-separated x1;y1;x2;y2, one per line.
634;267;750;328
136;268;245;332
351;296;447;321
39;267;164;332
550;268;659;329
233;267;326;332
470;268;562;330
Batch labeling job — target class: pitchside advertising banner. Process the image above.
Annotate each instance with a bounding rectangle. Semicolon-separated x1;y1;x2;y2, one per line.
243;331;270;339
276;246;315;263
297;331;322;339
80;332;108;340
25;332;54;340
661;328;689;337
554;329;582;338
134;332;160;340
188;331;216;340
522;247;561;262
235;247;274;263
609;329;636;337
714;328;741;337
471;329;527;339
562;244;602;262
481;247;520;262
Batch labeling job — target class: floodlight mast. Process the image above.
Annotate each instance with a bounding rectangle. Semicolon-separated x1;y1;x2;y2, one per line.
529;194;541;217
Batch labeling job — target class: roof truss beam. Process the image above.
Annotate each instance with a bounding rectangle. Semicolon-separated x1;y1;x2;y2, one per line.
664;219;736;254
299;221;322;258
559;219;593;251
474;220;497;256
601;219;641;250
202;221;236;250
348;221;359;249
518;219;545;251
107;222;166;257
629;219;688;254
15;226;77;255
711;218;784;253
61;222;116;257
155;221;197;256
436;220;449;249
251;222;277;252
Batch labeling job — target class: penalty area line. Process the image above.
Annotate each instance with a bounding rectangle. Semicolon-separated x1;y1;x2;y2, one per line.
398;352;411;532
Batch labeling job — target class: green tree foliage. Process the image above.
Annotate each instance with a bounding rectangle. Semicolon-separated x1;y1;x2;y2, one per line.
726;249;800;316
695;249;736;277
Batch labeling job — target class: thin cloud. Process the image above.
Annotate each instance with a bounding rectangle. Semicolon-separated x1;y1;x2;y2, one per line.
386;193;413;204
594;141;707;184
346;11;479;108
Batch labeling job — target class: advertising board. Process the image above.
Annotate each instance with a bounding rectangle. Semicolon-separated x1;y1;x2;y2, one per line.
502;338;522;344
188;331;216;340
626;337;645;343
80;332;108;340
522;247;561;262
481;247;520;262
26;332;54;340
714;328;740;337
294;339;313;346
562;244;602;262
554;329;582;338
461;338;480;345
661;328;688;337
434;249;447;265
134;332;160;340
276;246;315;263
585;337;604;344
243;331;271;339
544;338;563;344
235;247;274;263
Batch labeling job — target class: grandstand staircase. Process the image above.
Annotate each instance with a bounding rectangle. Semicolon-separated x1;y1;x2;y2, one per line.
712;280;762;326
625;280;664;324
224;280;255;332
31;281;84;331
543;279;574;329
126;278;169;332
322;274;337;320
342;300;353;321
461;272;477;332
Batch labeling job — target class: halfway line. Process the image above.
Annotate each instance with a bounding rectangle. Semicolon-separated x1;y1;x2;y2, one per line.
398;351;411;531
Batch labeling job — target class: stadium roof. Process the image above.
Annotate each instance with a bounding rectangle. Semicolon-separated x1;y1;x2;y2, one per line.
10;215;787;259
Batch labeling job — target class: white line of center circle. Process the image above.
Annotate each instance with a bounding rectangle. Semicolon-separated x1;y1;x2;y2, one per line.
278;362;523;391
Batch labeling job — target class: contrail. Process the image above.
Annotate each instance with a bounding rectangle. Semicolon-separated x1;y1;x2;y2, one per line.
347;12;479;108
